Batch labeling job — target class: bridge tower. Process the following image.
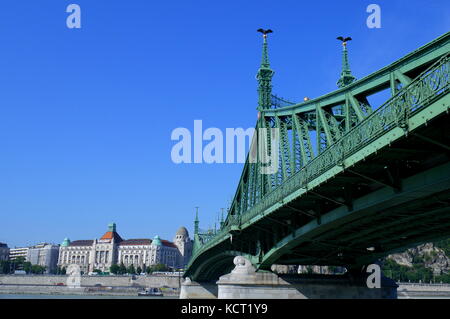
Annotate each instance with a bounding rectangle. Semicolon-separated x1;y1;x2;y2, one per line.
194;207;199;235
336;36;356;88
256;29;275;110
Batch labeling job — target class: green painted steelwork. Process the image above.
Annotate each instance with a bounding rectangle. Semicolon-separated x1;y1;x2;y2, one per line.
337;38;356;88
185;32;450;281
257;32;274;111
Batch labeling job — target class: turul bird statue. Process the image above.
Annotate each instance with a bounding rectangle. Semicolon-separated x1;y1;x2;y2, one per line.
257;28;273;38
337;36;352;46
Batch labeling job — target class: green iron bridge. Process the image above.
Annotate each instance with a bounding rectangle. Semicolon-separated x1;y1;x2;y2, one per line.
184;31;450;282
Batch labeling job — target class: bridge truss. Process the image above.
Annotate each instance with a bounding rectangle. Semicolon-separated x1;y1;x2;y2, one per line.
186;32;450;281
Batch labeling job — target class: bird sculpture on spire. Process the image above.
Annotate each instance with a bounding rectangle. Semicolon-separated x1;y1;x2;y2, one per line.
337;36;352;46
257;28;273;38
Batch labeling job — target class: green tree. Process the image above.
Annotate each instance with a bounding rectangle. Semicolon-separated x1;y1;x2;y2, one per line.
23;262;32;274
382;258;435;282
136;266;142;274
0;261;11;274
61;267;66;275
154;263;169;272
127;264;136;275
30;265;46;274
10;256;26;272
119;263;126;275
110;264;120;275
436;273;450;283
146;263;169;274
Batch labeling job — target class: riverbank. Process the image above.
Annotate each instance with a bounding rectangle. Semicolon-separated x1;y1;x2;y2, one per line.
0;274;181;297
397;283;450;299
2;275;450;299
0;284;179;297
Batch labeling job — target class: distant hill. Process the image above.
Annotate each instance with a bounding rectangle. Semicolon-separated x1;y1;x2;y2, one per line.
383;239;450;283
273;239;450;284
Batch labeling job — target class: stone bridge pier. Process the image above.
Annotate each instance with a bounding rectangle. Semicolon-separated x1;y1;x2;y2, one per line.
180;257;398;299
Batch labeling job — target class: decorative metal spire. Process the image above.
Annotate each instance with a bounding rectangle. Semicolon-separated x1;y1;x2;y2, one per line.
194;207;199;235
336;36;356;88
256;28;275;110
220;208;224;229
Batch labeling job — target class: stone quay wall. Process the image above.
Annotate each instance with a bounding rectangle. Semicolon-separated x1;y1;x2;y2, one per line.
0;274;183;295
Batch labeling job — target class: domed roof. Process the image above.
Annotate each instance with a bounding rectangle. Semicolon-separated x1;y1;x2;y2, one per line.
152;235;162;246
176;226;189;237
61;238;70;247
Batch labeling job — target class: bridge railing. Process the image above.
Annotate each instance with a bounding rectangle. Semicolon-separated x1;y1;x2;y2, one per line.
271;94;296;108
189;53;449;264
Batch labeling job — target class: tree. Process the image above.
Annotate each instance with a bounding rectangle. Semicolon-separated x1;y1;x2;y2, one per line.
13;256;26;265
436;273;450;284
30;265;46;274
61;267;66;275
146;263;169;274
136;266;142;275
0;261;11;274
142;264;147;274
119;263;126;275
23;262;32;274
10;256;26;272
110;264;120;275
127;264;136;275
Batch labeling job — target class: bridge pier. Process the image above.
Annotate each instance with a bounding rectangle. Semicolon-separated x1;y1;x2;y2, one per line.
216;257;303;299
180;278;218;299
181;257;398;299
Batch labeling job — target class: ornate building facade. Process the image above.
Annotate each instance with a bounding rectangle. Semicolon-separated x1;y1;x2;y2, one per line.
58;223;192;273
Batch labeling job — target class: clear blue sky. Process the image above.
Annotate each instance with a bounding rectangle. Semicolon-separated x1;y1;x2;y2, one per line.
0;1;448;247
